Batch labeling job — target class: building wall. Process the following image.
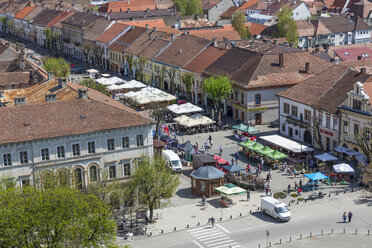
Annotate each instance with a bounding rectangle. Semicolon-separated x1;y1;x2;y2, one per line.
208;0;234;22
315;109;340;154
353;29;371;44
0;124;153;187
292;3;311;21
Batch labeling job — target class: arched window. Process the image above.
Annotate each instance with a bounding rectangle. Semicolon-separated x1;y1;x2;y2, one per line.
89;165;98;182
74;167;83;190
58;169;69;187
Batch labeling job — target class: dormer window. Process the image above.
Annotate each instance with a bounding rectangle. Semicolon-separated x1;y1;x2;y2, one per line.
356;87;359;94
353;99;362;111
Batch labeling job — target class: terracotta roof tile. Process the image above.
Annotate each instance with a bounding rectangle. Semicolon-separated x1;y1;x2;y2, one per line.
14;6;35;19
153;35;211;67
220;6;239;19
138;39;172;59
96;23;130;43
98;0;156;13
183;46;227;74
187;25;241;41
334;47;372;61
32;9;61;26
23;5;44;21
118;19;166;28
84;19;113;41
124;30;172;55
296;20;315;37
108;26;148;51
236;0;260;11
45;11;75;28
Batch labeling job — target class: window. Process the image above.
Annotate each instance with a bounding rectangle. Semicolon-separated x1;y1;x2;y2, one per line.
333;117;338;130
109;165;116;179
354;123;359;135
366;128;371;140
304;110;311;121
235;91;238;101
333;140;337;149
57;146;65;159
343;121;349;133
41;148;49;161
136;134;144;147
353;99;362;110
122;136;129;148
89;166;98;182
241;93;244;104
284;103;290;114
295;130;299;136
326;115;331;129
107;138;115;151
21;179;30;187
3;153;12;166
123;163;131;176
319;112;323;126
72;144;80;156
88;141;96;154
255;94;261;105
19;151;28;164
282;124;286;132
291;105;298;117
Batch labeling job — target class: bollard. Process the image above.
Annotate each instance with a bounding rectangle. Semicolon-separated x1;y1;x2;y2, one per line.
280;239;282;244
187;224;189;228
257;207;260;210
356;229;358;235
343;228;345;234
220;217;222;221
240;213;242;217
332;228;334;234
197;222;200;226
258;244;260;248
230;215;232;219
305;199;307;203
368;230;370;236
352;188;354;192
269;241;271;247
297;201;299;205
174;227;176;231
250;210;252;214
290;237;292;242
310;232;312;237
344;190;346;194
321;230;323;236
336;192;338;196
145;227;147;232
161;230;163;234
288;203;291;207
150;232;152;236
300;234;302;240
329;193;331;197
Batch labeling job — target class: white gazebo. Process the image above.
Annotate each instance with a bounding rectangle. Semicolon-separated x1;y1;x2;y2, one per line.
123;87;176;105
167;102;202;115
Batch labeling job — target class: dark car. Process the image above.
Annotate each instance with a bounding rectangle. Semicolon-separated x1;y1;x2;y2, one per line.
159;135;178;148
70;67;86;74
269;120;279;128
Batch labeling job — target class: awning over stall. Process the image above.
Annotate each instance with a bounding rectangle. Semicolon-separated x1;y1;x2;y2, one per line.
232;123;259;133
333;163;354;173
167;102;203;115
260;135;313;153
314;153;338;162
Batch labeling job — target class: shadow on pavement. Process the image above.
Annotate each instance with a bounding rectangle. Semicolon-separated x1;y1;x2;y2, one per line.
353;195;372;207
251;211;281;224
175;187;198;200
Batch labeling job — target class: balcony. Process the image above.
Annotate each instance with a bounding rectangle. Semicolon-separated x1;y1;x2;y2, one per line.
285;115;309;128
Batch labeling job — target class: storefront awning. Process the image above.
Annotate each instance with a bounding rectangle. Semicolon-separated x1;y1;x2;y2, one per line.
260;135;313;153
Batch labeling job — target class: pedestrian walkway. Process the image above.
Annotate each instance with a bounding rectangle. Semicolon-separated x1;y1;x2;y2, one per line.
188;225;241;248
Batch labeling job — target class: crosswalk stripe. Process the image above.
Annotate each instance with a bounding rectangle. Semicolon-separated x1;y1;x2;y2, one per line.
206;239;234;247
192;240;204;248
215;224;231;234
195;231;223;239
193;229;221;237
189;228;215;235
203;237;230;244
213;242;239;248
198;234;228;242
188;227;211;232
231;245;242;248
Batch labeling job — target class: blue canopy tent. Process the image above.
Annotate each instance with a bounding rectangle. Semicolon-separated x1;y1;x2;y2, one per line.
304;172;329;194
222;164;245;173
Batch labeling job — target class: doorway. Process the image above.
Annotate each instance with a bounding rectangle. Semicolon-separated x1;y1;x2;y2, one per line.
255;113;262;125
288;127;293;138
304;130;312;144
326;137;330;152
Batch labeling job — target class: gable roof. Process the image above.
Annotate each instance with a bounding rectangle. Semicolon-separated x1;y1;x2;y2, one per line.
260;0;303;16
138;38;172;59
220;6;239;19
183;46;227;75
153;35;211;67
98;0;156;13
62;12;101;28
84;19;113;41
123;29;172;55
107;8;174;20
23;5;44;21
108;26;148;51
187;25;241;41
311;15;366;35
296;20;315;37
96;23;130;44
351;0;372;18
14;6;35;19
45;10;75;28
278;65;370;113
32;9;61;26
118;19;166;28
334;46;372;61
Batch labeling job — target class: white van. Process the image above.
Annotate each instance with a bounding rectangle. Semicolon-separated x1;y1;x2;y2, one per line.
261;197;291;222
162;150;182;173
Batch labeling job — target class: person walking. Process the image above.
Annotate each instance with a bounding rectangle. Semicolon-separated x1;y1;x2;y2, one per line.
287;184;291;195
299;178;303;188
202;195;206;207
219;145;223;155
266;173;270;183
343;212;347;223
268;169;272;179
210;217;215;228
231;158;234;165
265;187;269;196
196;142;198;149
348;211;353;223
247;191;250;201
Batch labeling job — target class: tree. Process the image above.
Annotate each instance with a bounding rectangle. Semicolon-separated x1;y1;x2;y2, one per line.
80;41;92;63
136;57;147;82
275;6;298;47
154;65;166;89
92;44;104;67
44;27;53;52
0;187;117;248
166;67;177;94
150;104;168;139
203;75;233;121
182;73;193;101
312;112;324;151
125;53;134;78
174;0;203;16
5;19;15;37
129;156;180;221
43;57;70;77
79;78;110;96
0;16;7;33
232;12;251;39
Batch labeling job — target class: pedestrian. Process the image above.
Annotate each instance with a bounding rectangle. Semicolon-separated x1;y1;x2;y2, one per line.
231;158;234;165
210;216;215;227
348;211;353;223
299;178;303;188
246;164;251;174
343;212;347;223
173;131;177;139
209;135;212;142
202;195;206;207
247;191;250;201
294;182;298;190
202;143;204;151
266;173;270;183
268;169;272;179
210;139;213;147
219;144;223;155
287;184;291;195
266;187;269;196
123;216;126;227
196;142;198;149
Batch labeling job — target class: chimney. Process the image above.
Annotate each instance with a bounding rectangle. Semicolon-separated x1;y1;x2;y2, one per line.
146;8;150;13
45;94;56;102
47;71;54;80
127;8;130;13
78;88;88;99
361;67;367;74
14;97;26;106
358;55;362;60
153;27;157;31
212;38;218;47
171;33;175;41
250;41;255;47
279;53;284;68
58;77;67;88
273;39;277;44
305;62;310;74
223;37;230;49
145;24;149;28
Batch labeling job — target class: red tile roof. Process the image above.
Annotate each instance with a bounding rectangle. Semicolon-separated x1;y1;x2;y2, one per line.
45;11;75;28
236;0;260;11
118;19;166;28
246;22;268;36
14;6;34;19
183;46;227;74
96;23;130;43
334;47;372;62
108;26;148;51
98;0;156;13
188;25;241;41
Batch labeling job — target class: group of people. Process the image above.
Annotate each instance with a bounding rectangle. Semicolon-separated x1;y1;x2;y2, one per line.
287;179;303;195
342;211;353;223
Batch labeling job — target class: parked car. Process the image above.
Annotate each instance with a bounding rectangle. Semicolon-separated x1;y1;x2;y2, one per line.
159;135;178;148
269;120;279;128
70;67;86;74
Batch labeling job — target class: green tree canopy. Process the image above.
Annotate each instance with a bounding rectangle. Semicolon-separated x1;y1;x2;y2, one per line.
276;6;298;46
129;156;180;221
232;12;251;39
203;75;233;108
0;187;117;248
79;78;111;96
43;57;70;78
174;0;203;16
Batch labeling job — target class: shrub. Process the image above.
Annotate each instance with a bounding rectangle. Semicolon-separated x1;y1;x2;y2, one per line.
290;193;298;198
273;192;287;199
298;197;304;201
290;199;295;203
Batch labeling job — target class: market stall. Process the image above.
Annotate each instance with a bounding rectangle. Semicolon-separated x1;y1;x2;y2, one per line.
260;135;313;153
96;76;124;86
222;164;244;173
232;123;259;141
123;87;176;109
304;172;329;194
213;155;229;167
328;163;355;185
192;153;216;170
215;183;246;207
314;153;338;162
86;69;99;79
167;102;203;115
